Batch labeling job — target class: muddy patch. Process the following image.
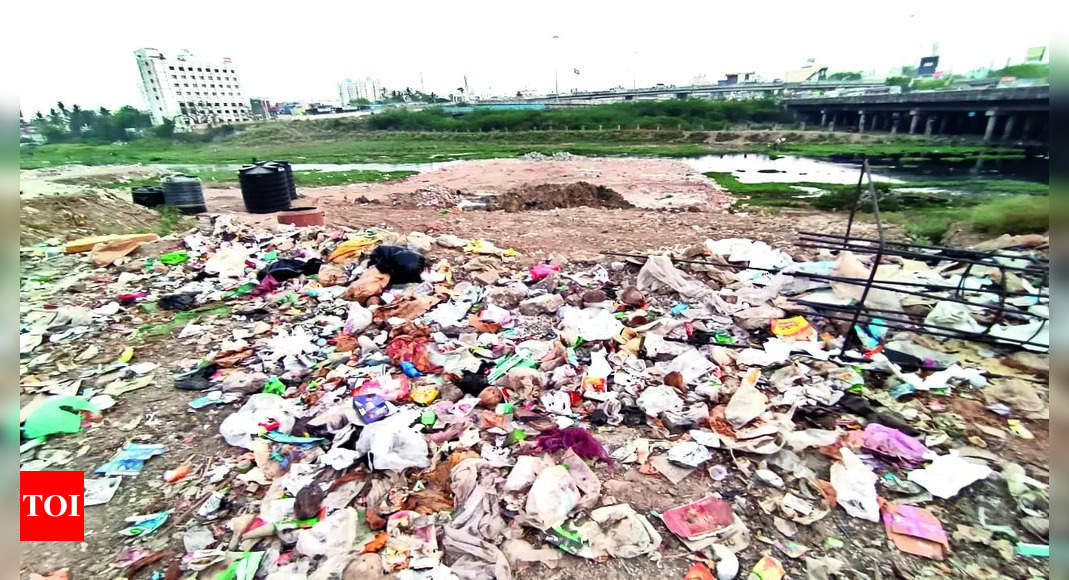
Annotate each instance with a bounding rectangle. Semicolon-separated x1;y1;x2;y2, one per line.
488;181;635;212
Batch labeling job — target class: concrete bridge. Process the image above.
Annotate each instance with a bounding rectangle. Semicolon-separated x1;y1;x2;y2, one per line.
783;85;1049;143
515;80;889;104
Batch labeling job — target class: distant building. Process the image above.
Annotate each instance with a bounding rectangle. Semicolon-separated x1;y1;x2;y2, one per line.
134;48;252;129
720;72;757;85
338;78;379;105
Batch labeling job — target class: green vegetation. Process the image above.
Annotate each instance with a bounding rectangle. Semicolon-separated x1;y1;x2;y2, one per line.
820;72;863;81
989;63;1049;79
153;205;193;236
101;169;416;189
705;171;1049;243
969;195;1049;234
773;142;1021;159
365;99;793;132
20;130;718;168
27;102;154;143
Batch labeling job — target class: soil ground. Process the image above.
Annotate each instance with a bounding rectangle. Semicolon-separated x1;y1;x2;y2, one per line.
18;158;1048;579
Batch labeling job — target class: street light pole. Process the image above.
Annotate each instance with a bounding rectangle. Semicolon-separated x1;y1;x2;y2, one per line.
552;35;560;100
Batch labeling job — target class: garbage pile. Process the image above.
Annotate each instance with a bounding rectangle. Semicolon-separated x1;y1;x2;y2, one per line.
19;217;1050;579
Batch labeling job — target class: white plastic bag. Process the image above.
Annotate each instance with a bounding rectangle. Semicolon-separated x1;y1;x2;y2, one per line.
219;393;296;450
204;245;250;279
354;409;429;472
344;303;373;334
830;448;879;522
636;385;683;416
525;465;580;530
907;451;993;499
558;307;623;344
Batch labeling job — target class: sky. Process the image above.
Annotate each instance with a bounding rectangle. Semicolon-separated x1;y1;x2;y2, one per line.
15;0;1052;116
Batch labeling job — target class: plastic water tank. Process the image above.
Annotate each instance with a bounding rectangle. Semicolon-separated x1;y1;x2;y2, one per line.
161;174;207;214
131;185;165;208
275;160;297;200
238;164;292;213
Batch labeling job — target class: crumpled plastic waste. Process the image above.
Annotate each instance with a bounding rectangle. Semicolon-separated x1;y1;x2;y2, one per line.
22;396;99;440
860;423;929;464
882;502;950;560
354;409;429;472
907;452;993;499
369;245;426;284
257;258;322;282
547;504;662;559
830;447;880;522
637;255;711;299
219;393;297;450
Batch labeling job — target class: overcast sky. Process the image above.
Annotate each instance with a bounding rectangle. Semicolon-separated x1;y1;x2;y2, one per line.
16;0;1051;115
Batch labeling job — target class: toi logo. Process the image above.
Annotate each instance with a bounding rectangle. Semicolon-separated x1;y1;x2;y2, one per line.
20;471;85;541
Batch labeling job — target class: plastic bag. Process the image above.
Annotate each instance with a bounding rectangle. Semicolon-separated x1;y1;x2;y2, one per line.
353;409;429;472
219;393;296;450
204;245;250;279
368;245;426;284
344;303;373;334
525;465;580;530
558;307;623;345
830;448;879;522
636;255;710;298
637;385;683;416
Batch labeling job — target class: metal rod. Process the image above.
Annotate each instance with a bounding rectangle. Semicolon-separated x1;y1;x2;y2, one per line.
600;251;1048;299
794;242;1049;275
798;230;1050;264
844;160;885;351
814;311;1047;349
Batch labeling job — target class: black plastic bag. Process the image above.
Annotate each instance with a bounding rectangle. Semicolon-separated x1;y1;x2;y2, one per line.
159;292;199;311
368;246;425;284
256;258;323;282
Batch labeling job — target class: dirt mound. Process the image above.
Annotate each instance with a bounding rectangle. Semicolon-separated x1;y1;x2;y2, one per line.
489;181;635;212
21;194;163;244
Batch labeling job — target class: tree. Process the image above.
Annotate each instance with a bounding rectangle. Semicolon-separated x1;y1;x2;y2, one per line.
827;71;862;81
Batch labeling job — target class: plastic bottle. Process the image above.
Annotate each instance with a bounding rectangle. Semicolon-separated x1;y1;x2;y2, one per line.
582;348;611;393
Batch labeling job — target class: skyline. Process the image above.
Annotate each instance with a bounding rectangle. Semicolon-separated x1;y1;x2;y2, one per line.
15;0;1051;116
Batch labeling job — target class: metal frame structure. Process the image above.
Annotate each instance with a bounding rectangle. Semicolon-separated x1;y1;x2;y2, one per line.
603;159;1049;352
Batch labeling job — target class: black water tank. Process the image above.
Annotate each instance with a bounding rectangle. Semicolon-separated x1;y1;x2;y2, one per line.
238;164;292;213
161;174;207;214
275;160;297;200
131;185;165;208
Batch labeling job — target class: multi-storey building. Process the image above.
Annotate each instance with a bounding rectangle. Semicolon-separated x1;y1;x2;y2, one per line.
134;48;251;128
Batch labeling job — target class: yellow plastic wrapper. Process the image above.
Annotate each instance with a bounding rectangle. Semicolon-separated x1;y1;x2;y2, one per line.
328;235;382;264
410;385;440;405
769;315;816;341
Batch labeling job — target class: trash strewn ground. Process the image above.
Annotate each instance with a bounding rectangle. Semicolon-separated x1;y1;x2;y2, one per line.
20;189;1049;580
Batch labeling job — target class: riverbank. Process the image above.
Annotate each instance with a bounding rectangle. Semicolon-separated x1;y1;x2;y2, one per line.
18;129;1030;169
704;171;1049;243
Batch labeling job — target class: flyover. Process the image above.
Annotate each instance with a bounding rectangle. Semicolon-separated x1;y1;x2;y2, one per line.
783;85;1049;143
514;80;889;104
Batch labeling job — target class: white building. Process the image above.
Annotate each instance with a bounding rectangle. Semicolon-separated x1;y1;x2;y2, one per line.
337;78;380;105
134;48;252;129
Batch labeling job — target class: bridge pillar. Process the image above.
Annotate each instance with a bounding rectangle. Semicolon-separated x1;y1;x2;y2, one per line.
857;110;866;133
909;110;921;134
1002;115;1017;141
925;116;935;136
820;110;827;127
983;109;999;143
890;112;901;135
828;113;836;132
937;117;947;135
870;113;879;132
1021;116;1034;140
